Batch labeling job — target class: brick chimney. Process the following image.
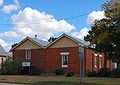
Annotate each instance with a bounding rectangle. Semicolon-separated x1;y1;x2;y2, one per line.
35;35;37;39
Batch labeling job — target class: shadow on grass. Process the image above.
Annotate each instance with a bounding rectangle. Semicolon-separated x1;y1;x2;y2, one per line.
31;81;98;85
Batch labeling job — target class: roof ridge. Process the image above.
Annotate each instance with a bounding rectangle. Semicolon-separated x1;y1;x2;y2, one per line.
10;36;48;51
30;37;49;46
61;33;89;46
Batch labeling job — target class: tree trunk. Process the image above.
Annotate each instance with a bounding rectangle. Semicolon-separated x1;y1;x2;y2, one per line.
104;52;107;67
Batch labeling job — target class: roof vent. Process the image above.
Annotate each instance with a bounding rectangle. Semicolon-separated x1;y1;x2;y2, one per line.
35;35;37;39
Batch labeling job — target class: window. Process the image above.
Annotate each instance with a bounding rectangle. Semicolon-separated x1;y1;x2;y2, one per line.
26;49;31;59
99;54;102;68
94;54;97;68
60;52;69;67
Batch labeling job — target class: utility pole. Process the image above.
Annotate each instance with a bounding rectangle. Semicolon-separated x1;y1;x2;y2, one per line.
112;0;120;2
78;45;85;83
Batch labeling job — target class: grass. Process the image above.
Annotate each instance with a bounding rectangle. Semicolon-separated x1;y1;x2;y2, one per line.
83;77;120;85
0;75;120;85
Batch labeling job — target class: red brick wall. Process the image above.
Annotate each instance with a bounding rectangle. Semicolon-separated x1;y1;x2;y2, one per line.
13;47;81;74
30;49;45;68
44;47;80;74
13;49;46;68
13;50;25;60
107;60;113;70
85;48;108;72
13;47;113;75
85;48;93;71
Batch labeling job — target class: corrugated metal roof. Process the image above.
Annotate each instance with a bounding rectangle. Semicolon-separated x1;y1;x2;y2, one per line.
30;38;49;46
72;37;90;46
29;34;89;47
0;45;8;57
12;34;89;50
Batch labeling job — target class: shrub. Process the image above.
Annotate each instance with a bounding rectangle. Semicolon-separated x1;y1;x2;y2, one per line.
1;59;15;75
87;71;96;77
13;57;22;74
1;57;22;75
30;66;43;75
66;72;74;77
84;69;90;77
55;68;64;75
97;67;111;77
111;69;120;78
21;67;30;75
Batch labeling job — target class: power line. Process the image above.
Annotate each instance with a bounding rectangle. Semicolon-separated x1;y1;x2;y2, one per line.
0;13;89;25
58;13;89;20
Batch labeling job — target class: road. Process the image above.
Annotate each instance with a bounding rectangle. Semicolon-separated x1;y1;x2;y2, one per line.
0;83;28;85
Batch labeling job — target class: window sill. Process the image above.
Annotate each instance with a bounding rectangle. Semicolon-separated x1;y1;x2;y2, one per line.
94;65;97;68
62;65;68;68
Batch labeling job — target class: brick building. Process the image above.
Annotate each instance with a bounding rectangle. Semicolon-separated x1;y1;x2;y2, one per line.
11;34;114;75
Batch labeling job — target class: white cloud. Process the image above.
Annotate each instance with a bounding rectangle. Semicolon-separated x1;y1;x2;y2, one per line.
1;4;18;14
0;31;18;38
0;39;13;52
0;7;75;51
10;7;75;40
87;11;105;24
72;27;89;40
14;0;19;7
0;39;8;47
0;0;3;6
0;0;20;14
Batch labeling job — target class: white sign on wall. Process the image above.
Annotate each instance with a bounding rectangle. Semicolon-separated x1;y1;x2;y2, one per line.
79;46;84;61
22;62;30;66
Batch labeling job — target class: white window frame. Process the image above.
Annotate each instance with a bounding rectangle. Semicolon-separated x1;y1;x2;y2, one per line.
26;49;31;59
99;54;102;68
60;52;69;68
107;61;110;68
94;53;97;68
114;63;117;69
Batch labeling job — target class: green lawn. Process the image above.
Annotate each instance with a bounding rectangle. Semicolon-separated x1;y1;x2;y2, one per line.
0;75;120;85
83;77;120;85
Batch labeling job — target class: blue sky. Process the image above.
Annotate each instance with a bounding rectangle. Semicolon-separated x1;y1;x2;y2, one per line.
0;0;109;51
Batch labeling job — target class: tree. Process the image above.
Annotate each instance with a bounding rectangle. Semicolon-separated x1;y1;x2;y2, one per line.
48;37;57;42
12;43;18;48
84;1;120;67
